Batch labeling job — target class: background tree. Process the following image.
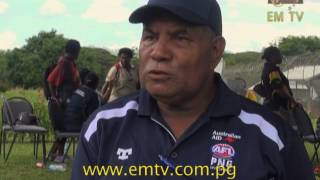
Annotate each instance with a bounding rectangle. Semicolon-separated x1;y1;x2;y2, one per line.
3;31;316;90
278;36;320;56
224;51;261;66
5;30;66;88
6;49;43;88
3;30;117;89
0;50;10;91
78;47;116;87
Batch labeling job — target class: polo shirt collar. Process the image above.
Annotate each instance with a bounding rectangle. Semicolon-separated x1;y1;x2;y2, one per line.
207;74;241;118
137;88;155;116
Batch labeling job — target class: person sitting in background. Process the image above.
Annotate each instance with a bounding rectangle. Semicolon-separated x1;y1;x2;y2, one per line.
63;72;100;132
101;48;139;103
79;68;90;85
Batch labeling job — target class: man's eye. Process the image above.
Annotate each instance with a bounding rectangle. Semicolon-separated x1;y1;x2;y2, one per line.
143;34;155;41
175;35;190;41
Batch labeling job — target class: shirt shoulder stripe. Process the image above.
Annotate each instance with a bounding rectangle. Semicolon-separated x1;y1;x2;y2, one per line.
84;100;139;142
238;110;284;150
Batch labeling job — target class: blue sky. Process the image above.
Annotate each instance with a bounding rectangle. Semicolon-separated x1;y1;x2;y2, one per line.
0;0;319;52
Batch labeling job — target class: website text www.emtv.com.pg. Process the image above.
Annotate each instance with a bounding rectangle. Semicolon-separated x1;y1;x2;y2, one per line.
82;164;236;179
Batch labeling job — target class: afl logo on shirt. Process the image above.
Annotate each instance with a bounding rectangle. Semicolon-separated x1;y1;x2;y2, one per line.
211;144;235;158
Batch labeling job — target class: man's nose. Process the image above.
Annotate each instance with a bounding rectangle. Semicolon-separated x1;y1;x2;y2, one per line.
150;37;172;62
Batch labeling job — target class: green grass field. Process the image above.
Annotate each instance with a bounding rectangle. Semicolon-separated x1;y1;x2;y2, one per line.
0;143;71;180
0;89;72;180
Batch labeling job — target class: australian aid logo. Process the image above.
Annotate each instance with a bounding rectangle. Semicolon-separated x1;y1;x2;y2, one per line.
211;130;241;143
210;144;235;169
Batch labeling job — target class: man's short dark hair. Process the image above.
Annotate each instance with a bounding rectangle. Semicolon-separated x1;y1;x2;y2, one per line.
65;39;81;56
118;48;133;58
262;46;281;61
84;72;99;90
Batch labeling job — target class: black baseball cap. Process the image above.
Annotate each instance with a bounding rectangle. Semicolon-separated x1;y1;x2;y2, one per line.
129;0;222;36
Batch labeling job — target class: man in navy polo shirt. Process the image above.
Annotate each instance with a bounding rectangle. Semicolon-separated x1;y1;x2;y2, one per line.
72;0;314;179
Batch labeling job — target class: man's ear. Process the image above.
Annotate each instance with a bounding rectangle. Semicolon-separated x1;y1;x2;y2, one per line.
210;36;226;68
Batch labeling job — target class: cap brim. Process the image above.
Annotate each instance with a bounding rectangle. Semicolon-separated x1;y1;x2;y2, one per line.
129;4;207;26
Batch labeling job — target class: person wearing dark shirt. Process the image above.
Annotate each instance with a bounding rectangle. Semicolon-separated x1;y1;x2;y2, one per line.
71;0;314;179
261;46;297;113
79;68;90;85
64;72;100;132
47;39;81;109
47;39;81;160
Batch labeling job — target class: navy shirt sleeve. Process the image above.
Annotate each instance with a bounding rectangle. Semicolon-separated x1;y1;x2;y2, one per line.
85;92;99;118
280;124;315;179
71;118;99;180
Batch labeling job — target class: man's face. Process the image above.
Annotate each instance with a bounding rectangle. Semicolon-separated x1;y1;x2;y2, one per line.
272;52;283;64
119;53;132;66
74;51;80;60
139;18;224;103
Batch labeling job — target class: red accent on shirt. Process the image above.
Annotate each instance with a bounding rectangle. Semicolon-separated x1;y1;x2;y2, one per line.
47;56;79;87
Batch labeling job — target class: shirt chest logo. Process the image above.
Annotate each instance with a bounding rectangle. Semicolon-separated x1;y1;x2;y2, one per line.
210;144;235;169
211;130;241;143
212;144;235;158
117;148;132;160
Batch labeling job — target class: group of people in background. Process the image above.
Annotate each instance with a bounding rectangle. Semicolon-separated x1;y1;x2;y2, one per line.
42;38;304;164
43;40;139;162
43;39;301;162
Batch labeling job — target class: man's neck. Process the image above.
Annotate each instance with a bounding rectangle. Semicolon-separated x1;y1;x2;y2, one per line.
64;53;75;61
157;77;215;139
